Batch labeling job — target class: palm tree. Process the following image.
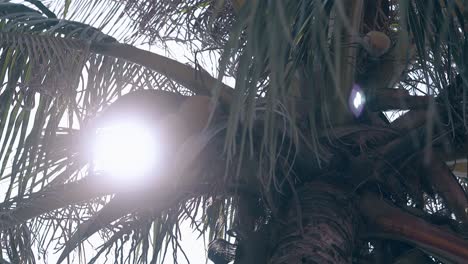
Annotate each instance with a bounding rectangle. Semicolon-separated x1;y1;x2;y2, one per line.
0;0;468;263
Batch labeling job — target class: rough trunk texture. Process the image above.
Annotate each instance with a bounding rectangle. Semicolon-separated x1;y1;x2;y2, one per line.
269;181;358;264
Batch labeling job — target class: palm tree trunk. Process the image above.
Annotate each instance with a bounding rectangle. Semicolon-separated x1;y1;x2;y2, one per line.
269;181;358;264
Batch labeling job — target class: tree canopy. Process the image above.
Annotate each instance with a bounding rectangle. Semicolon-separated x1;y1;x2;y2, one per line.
0;0;468;263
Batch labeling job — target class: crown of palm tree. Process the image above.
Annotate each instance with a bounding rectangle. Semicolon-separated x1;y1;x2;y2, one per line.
0;0;467;263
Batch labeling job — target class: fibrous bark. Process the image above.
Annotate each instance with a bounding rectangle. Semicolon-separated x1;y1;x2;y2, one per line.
269;181;358;264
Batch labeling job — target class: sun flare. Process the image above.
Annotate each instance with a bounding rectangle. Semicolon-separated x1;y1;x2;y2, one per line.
92;121;160;181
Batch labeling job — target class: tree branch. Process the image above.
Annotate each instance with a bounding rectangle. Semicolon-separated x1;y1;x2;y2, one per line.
56;182;197;264
390;110;428;131
0;137;258;231
359;192;468;263
421;153;468;222
0;32;234;106
367;89;431;111
391;249;434;264
0;175;110;229
375;125;468;222
90;42;234;105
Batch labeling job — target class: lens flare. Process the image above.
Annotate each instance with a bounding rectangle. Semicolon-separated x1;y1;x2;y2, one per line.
353;91;363;109
92;121;160;182
349;84;366;117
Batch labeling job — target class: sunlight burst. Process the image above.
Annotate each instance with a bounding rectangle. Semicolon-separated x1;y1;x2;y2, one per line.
92;121;160;181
